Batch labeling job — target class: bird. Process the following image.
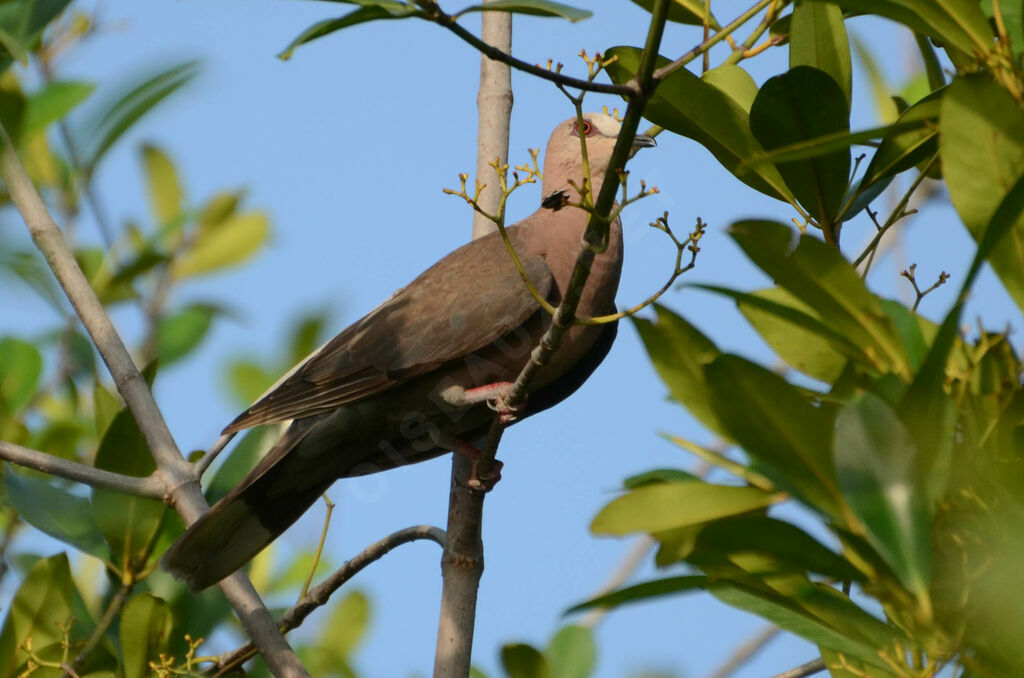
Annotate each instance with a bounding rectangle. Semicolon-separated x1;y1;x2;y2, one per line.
161;113;656;590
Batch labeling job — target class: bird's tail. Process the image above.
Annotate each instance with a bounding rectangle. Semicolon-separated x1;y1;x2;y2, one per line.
160;422;337;591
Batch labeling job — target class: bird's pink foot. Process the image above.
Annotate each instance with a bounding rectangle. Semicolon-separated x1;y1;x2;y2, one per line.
441;382;526;423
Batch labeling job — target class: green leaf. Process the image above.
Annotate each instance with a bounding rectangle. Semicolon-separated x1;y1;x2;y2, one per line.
696;284;852;381
226;360;276;406
809;0;991;55
545;625;595;678
691;516;862;581
206;427;273;503
288;311;329;364
749;66;851;224
120;594;173;678
941;74;1024;314
0;0;73;74
790;0;852;106
878;299;928;371
834;393;932;596
709;580;890;668
982;0;1024;55
459;0;590;21
5;471;109;558
198;190;241;230
91;407;167;572
0;336;42;413
155;303;219;366
591;479;780;535
319;590;370;658
858;87;943;193
705;354;841;516
279;5;421;59
914;33;946;91
630;0;721;26
701;64;758;112
623;468;698;488
729;220;908;372
567;575;708;613
23;80;95;135
740;122;909;170
631;305;725;436
0;554;77;676
502;643;551;678
172;211;269;278
141;144;184;227
605;46;796;203
92;383;120;439
82;61;200;172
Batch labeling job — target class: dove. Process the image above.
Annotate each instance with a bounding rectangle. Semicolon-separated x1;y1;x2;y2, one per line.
161;113;655;590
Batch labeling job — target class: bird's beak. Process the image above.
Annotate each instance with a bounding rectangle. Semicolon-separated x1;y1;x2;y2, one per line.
632;134;657;149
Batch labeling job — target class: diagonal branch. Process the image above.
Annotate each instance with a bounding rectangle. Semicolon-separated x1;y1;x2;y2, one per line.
214;525;446;676
0;440;164;498
414;0;635;96
0;125;310;678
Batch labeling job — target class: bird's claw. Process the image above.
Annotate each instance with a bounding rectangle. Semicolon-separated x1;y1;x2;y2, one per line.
487;394;523;424
467;459;503;492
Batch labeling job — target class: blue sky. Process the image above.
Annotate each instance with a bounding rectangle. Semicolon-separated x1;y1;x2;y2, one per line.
2;1;1020;676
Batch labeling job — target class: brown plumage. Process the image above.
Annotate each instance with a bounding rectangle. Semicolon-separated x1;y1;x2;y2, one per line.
160;113;654;590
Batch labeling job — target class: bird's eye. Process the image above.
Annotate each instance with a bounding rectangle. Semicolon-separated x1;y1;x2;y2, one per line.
578;120;594;136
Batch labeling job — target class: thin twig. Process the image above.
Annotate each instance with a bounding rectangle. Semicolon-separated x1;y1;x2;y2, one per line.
722;0;784;66
653;0;776;80
0;440;165;498
414;1;634;97
193;432;237;477
708;625;782;678
216;525;445;676
66;582;132;676
769;658;827;678
0;123;310;678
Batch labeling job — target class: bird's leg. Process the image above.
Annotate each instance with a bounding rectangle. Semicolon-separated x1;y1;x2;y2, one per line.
434;432;503;491
440;382;525;424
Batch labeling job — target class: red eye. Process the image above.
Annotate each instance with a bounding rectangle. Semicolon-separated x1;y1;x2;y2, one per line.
578;120;593;136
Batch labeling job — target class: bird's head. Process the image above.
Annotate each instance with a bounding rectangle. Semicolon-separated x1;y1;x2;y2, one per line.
542;112;656;202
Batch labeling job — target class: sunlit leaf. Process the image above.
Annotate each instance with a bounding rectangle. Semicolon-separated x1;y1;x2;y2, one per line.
546;625;595;678
701;64;758;112
121;594;173;678
172;211;269;278
834;393;932;597
857;87;943;194
23;80;94;135
729;220;907;372
141;144;184;227
0;554;80;676
319;590;370;658
941;74;1024;314
459;0;591;22
629;0;721;26
705;354;841;516
605;46;796;203
591;478;780;535
790;0;851;105
631;304;725;436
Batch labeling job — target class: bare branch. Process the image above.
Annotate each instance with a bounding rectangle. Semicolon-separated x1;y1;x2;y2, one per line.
193;432;237;477
414;1;635;96
216;525;445;676
708;625;782;678
0;440;165;499
0;124;310;678
577;536;656;629
769;658;827;678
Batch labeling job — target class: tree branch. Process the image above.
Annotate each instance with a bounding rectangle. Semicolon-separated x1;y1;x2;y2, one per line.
434;5;513;676
0;440;165;499
414;1;635;96
215;525;446;676
769;658;826;678
0;125;310;678
708;625;782;678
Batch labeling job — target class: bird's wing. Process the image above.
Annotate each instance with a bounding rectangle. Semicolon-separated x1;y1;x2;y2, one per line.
223;230;552;432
